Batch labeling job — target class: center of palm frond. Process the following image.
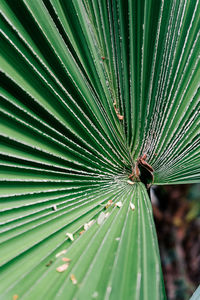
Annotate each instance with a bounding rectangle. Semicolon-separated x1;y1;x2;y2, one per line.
128;154;154;188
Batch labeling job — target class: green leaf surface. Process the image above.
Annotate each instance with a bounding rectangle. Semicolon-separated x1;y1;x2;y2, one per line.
0;0;199;299
0;183;164;300
190;286;200;300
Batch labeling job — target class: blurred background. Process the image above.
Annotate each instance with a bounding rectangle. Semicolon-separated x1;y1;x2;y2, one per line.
151;184;200;300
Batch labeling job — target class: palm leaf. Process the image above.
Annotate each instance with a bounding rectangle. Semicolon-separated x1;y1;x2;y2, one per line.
0;0;199;299
190;286;200;300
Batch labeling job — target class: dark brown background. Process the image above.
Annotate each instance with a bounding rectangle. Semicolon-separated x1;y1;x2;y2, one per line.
151;184;200;300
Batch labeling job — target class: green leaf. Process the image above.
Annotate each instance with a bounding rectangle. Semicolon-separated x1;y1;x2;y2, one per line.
0;183;165;300
190;286;200;300
0;0;199;299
